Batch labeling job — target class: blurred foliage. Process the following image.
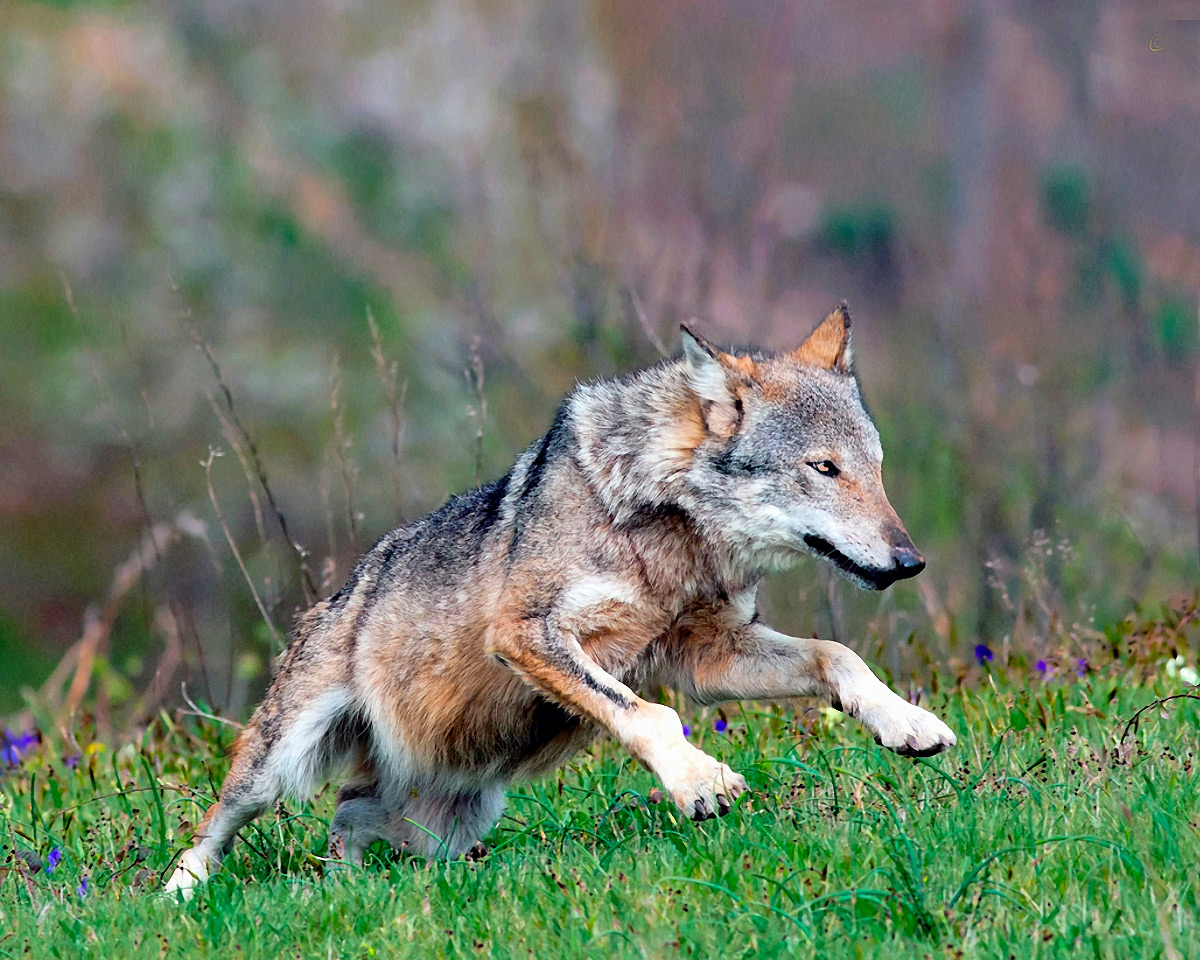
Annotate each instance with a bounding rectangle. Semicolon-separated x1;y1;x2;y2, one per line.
1041;165;1092;239
818;203;897;266
0;0;1198;726
1154;295;1199;359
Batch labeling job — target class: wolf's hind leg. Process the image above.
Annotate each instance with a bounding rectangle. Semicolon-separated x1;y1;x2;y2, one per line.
327;776;389;865
328;794;390;865
166;686;358;896
330;784;506;863
164;724;281;896
396;785;507;859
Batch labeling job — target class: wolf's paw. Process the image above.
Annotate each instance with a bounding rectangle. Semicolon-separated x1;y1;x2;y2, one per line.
660;750;748;821
862;698;956;757
163;849;209;900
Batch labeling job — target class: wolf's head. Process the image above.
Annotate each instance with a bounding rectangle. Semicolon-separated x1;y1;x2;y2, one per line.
679;304;923;590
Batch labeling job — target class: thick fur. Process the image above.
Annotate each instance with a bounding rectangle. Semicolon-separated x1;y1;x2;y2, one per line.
166;304;955;896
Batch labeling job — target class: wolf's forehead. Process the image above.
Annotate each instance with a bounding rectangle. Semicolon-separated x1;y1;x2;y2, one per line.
752;367;881;459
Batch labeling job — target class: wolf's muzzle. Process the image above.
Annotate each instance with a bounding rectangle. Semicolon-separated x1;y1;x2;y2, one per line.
803;534;926;591
889;544;925;580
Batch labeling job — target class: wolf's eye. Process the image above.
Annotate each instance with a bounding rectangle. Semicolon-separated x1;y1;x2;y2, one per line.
808;460;840;477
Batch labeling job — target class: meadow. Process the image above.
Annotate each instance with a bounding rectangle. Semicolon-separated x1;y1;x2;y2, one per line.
2;600;1197;959
3;3;1199;957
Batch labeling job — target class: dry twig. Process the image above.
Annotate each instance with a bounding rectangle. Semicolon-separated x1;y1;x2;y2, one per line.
329;354;361;551
193;331;317;603
203;448;283;648
367;308;409;515
39;514;207;725
465;336;487;484
1118;692;1200;744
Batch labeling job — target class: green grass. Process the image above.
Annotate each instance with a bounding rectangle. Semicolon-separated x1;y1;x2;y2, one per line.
2;667;1199;959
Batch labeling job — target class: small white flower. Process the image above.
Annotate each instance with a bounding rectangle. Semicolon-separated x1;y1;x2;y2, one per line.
1180;666;1199;687
1165;656;1184;678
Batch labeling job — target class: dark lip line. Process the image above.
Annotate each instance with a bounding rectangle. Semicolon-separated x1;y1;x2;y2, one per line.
802;534;897;590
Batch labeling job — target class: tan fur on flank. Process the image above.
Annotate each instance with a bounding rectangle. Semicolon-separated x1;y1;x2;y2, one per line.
165;304;955;897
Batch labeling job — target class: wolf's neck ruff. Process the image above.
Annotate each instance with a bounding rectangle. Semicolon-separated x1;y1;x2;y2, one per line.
165;303;954;898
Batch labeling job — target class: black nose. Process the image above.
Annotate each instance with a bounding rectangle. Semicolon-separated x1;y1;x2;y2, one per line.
890;545;926;578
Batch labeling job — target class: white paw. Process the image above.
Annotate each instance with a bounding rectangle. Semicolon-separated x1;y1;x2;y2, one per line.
163;848;209;900
658;747;748;821
860;697;956;757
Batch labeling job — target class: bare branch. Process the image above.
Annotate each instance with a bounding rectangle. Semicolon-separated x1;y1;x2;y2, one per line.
465;336;487;485
330;353;361;551
181;681;243;730
623;276;669;357
367;308;408;516
203;448;284;649
205;389;269;548
52;518;194;722
192;331;317;604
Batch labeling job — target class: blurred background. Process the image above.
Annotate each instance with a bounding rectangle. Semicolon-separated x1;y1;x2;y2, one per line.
1;0;1197;728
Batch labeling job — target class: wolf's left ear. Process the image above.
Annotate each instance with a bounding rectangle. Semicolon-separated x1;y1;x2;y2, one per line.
680;322;746;436
680;323;732;404
795;302;853;374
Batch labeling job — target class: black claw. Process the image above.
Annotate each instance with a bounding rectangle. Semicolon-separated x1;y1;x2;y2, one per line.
716;794;731;816
892;738;950;758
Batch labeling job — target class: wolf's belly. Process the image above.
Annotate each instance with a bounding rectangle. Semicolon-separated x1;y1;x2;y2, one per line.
364;653;596;778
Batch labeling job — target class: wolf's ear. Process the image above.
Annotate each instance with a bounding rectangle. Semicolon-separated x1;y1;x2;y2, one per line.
680;323;732;404
795;302;853;374
680;322;745;436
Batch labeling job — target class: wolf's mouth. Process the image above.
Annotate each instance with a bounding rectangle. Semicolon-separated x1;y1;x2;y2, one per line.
802;535;906;591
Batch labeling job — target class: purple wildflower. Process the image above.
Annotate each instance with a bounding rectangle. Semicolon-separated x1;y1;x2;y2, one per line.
974;644;994;665
64;755;80;770
1076;658;1088;678
76;877;88;899
713;718;728;733
46;848;62;874
681;724;691;738
1;730;36;765
1035;660;1048;674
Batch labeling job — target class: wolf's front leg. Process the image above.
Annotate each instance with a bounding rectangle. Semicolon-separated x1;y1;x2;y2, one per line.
669;612;955;757
487;614;746;820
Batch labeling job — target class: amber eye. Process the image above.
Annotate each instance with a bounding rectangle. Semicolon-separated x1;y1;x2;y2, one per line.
808;460;840;477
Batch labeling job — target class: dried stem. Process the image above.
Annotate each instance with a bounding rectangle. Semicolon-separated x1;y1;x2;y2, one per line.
318;448;340;592
367;308;408;515
180;681;243;730
330;354;361;551
1118;692;1200;744
465;336;487;485
139;605;185;715
193;331;317;603
203;448;283;649
205;390;269;548
67;274;215;709
624;277;669;357
53;519;189;722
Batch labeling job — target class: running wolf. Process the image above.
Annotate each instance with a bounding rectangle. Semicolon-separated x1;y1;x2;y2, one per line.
166;303;955;895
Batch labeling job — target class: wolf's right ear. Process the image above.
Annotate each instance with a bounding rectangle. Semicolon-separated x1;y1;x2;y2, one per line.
795;302;853;374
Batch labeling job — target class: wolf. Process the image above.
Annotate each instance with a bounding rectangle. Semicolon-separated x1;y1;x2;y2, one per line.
165;303;955;895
